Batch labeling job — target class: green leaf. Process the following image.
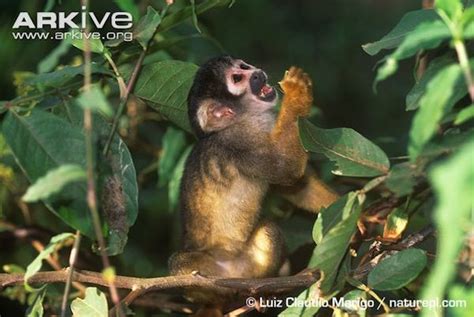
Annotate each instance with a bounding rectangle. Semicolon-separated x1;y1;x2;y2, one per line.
3;110;93;237
406;56;466;111
362;9;440;56
114;0;140;21
25;233;74;289
278;284;321;317
299;119;390;177
76;85;113;118
159;0;232;33
421;129;474;158
38;38;72;73
435;0;463;19
2;109;138;255
169;146;192;213
374;20;451;84
133;60;198;132
159;126;187;187
454;104;474;124
22;164;86;202
448;285;474;317
340;289;368;313
24;64;112;90
60;102;139;255
383;207;409;240
309;192;362;293
408;64;463;159
71;30;105;54
313;194;350;245
26;287;47;317
420;140;474;317
368;248;427;290
190;0;202;33
134;6;162;49
385;162;419;197
71;287;108;317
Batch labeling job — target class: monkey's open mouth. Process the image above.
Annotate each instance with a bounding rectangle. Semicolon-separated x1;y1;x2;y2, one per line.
257;84;276;101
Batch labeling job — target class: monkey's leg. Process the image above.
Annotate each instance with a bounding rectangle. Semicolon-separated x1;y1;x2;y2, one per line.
245;220;287;277
169;221;285;278
274;166;339;213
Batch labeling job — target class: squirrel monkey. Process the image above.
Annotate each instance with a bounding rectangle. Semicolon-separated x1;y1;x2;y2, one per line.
169;56;338;300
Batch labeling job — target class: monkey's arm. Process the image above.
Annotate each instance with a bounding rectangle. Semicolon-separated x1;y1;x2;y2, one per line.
234;67;314;185
269;67;313;184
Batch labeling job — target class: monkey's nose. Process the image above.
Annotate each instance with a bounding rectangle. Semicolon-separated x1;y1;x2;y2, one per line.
250;71;266;85
250;71;267;95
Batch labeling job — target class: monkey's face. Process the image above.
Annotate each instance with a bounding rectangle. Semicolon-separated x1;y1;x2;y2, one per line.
188;55;278;137
224;59;277;107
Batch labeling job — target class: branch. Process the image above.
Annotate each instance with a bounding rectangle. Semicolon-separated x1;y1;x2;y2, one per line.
0;269;320;299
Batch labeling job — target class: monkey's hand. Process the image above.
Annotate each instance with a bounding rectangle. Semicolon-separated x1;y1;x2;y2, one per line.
278;67;313;118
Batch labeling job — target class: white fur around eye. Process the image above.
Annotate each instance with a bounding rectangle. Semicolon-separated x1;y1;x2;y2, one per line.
227;76;247;96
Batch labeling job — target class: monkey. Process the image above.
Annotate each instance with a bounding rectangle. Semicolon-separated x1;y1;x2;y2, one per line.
169;55;338;303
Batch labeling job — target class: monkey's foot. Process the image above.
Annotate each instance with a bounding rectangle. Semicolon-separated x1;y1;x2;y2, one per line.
278;66;313;117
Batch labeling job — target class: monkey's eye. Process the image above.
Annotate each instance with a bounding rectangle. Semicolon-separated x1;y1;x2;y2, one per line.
240;64;251;70
232;74;243;83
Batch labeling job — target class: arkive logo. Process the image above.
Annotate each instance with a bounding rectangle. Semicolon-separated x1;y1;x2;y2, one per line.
12;6;132;29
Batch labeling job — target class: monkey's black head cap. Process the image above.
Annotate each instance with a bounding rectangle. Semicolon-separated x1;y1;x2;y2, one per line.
187;55;238;138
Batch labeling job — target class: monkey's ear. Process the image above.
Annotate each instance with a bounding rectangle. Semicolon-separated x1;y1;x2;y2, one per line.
197;99;236;132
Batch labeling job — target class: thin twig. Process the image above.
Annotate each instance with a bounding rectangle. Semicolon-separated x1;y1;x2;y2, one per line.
80;1;123;315
103;50;146;156
60;230;82;317
103;5;170;156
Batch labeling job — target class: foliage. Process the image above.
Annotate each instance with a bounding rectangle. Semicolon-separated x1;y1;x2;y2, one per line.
70;288;108;317
0;0;472;316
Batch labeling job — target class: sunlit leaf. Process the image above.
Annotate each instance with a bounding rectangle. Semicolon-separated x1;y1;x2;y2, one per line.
26;286;47;317
299;119;390;177
454;104;474;124
22;164;86;202
447;285;474;317
25;233;74;289
368;248;427;290
435;0;463;19
420;140;474;317
383;208;409;241
71;287;108;317
408;64;462;159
